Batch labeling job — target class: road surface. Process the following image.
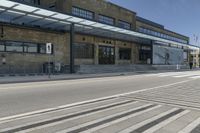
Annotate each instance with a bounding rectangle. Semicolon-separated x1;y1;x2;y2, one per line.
1;71;200;132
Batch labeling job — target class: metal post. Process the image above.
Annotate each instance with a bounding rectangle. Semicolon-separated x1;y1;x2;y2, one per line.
70;23;75;73
151;40;153;65
48;54;51;78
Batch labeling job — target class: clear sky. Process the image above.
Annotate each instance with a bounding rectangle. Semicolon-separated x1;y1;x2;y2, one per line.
108;0;200;46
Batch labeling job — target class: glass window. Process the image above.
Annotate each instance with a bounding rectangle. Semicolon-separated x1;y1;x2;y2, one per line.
75;43;94;59
72;7;94;20
38;44;46;54
119;48;131;60
0;40;52;54
140;45;151;51
19;0;40;5
138;27;144;33
0;41;5;51
99;15;114;25
6;41;23;52
118;20;131;29
137;27;188;44
24;42;38;53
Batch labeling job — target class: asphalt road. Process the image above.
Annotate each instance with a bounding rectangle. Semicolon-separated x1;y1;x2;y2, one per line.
1;71;200;132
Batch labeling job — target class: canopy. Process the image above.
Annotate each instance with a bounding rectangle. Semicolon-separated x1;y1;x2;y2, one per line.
0;0;198;49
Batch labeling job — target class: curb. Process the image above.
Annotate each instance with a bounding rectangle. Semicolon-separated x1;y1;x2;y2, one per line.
0;69;197;84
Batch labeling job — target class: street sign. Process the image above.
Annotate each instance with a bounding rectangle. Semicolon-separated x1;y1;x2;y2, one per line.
46;43;52;54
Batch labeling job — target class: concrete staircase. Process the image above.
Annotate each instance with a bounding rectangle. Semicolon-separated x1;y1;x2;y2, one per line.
77;64;190;74
77;65;155;74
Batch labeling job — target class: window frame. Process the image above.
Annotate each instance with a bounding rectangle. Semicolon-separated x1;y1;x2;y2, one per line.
98;14;115;25
74;43;94;59
0;40;52;55
119;48;131;60
118;20;131;30
72;6;94;20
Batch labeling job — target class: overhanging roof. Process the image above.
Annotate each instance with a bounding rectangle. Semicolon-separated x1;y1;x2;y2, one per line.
0;0;197;49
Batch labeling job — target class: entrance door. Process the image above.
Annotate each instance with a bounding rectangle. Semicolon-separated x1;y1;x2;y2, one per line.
99;45;115;64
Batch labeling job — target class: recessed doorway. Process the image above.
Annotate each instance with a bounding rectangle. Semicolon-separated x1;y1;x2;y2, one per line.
99;45;115;64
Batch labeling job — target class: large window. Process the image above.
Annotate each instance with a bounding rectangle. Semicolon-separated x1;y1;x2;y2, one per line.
19;0;40;5
0;41;5;51
0;40;50;54
119;48;131;60
72;7;94;20
99;15;114;25
24;42;38;53
75;43;94;59
38;44;46;54
6;41;23;52
138;27;188;44
118;20;131;29
139;45;152;61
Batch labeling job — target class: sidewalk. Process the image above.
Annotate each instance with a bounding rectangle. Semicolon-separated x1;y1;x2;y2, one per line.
0;69;197;84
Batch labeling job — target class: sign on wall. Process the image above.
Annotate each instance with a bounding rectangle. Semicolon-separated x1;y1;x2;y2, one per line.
46;43;52;54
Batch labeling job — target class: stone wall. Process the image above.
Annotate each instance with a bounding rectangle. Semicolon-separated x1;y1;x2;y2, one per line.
0;24;70;74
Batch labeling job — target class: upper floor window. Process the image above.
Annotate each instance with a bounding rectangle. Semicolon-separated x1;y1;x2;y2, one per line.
99;15;114;25
118;20;131;30
138;27;188;44
72;7;94;20
18;0;40;5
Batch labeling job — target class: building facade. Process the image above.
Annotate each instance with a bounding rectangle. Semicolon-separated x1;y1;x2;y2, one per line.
0;0;198;74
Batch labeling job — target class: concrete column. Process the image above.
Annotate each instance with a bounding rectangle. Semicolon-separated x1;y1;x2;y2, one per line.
131;44;135;64
115;46;119;65
94;44;99;65
134;44;140;64
70;23;75;73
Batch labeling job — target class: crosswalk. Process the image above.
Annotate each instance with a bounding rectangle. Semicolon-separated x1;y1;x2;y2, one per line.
145;71;200;79
1;96;200;133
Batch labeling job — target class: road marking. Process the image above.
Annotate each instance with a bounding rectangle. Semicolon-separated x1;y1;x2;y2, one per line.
158;72;185;77
178;117;200;133
144;73;170;77
0;97;118;123
143;110;190;133
119;108;180;133
190;76;200;79
0;98;131;125
173;74;199;78
0;74;144;90
0;79;193;124
8;101;139;133
56;104;155;133
80;105;162;133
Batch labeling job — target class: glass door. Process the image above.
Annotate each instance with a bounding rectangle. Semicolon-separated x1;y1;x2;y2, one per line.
99;45;115;64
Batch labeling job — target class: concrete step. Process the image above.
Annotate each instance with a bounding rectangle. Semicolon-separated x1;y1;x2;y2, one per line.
78;64;190;74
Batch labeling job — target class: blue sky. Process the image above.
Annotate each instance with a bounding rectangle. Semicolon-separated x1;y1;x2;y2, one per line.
109;0;200;46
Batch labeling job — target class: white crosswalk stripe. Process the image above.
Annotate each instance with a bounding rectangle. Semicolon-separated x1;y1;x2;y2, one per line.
143;110;190;133
146;71;200;79
118;108;180;133
0;96;200;133
190;76;200;79
178;117;200;133
73;105;163;133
